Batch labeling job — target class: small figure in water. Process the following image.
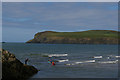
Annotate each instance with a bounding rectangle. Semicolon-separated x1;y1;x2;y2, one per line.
48;59;52;63
52;61;55;66
48;58;52;64
25;58;29;65
48;60;51;64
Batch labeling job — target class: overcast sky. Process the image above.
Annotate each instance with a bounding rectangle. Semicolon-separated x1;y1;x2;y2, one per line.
2;2;118;42
2;0;119;2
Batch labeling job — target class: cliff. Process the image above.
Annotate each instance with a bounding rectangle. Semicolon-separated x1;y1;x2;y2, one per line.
1;49;38;80
26;30;119;44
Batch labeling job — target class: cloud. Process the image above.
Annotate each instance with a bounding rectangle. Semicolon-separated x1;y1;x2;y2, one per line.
2;2;118;42
3;17;31;22
3;2;118;30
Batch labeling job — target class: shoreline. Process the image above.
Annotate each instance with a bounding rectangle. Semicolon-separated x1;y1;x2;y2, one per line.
1;49;38;80
2;42;119;45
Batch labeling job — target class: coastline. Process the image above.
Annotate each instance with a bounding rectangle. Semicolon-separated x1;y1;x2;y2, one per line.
1;49;38;80
26;30;119;44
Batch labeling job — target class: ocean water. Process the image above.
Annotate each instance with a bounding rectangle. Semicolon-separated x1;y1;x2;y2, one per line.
2;43;118;78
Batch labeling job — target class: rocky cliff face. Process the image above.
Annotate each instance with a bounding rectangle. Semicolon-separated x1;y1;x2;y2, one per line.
1;49;38;80
26;30;119;44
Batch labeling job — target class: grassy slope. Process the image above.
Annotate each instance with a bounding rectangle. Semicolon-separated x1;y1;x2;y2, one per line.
35;30;118;39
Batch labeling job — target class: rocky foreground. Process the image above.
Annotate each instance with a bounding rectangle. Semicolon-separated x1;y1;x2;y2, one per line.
1;49;38;80
26;30;119;44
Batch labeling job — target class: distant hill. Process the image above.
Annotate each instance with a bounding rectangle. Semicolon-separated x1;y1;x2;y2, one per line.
26;30;119;44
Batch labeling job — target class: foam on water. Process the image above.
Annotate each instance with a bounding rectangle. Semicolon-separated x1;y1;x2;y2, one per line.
48;54;68;57
98;60;118;64
65;60;96;66
93;56;102;59
58;59;69;62
75;60;95;64
75;62;84;64
84;60;95;63
65;59;118;66
115;56;120;58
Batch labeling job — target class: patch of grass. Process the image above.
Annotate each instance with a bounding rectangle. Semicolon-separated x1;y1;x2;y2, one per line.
36;30;119;39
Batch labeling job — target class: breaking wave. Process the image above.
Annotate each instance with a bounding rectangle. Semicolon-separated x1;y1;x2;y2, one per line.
93;56;102;59
58;59;69;62
48;54;68;57
98;60;118;64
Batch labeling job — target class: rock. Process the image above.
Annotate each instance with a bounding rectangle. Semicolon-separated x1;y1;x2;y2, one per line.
1;49;38;80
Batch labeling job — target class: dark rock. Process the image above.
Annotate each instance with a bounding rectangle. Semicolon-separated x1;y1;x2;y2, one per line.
1;49;38;80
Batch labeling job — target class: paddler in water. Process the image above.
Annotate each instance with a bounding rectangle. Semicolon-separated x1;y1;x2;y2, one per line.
48;59;52;64
48;60;50;64
52;61;55;66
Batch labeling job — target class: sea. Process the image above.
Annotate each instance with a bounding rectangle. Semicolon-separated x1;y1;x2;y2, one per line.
2;43;119;78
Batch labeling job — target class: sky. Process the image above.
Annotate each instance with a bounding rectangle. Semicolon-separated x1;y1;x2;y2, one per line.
2;2;118;42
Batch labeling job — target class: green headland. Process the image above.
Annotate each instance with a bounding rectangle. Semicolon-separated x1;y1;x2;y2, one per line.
26;30;119;44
